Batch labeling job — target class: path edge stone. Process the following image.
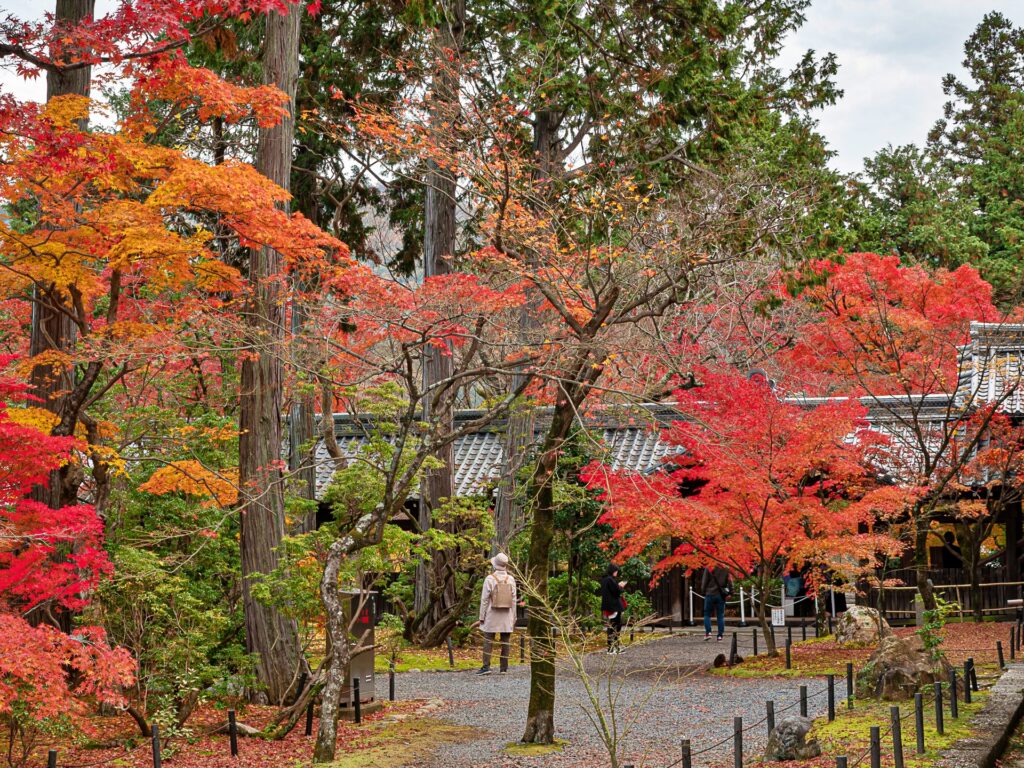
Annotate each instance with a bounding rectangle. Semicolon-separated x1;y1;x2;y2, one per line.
936;664;1024;768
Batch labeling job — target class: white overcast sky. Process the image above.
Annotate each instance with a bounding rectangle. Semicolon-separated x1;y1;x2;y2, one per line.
1;0;1022;174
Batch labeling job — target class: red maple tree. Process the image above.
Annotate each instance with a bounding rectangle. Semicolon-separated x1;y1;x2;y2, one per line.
786;252;1012;608
0;357;133;763
584;370;902;654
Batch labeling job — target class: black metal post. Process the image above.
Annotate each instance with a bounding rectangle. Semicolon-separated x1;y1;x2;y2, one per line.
785;639;792;670
1012;626;1017;661
847;662;854;709
998;640;1006;670
353;677;362;724
802;621;807;641
934;682;945;735
753;628;758;656
870;725;881;768
827;674;835;721
734;716;743;768
47;751;56;768
152;723;162;768
787;625;793;646
963;660;972;704
681;738;692;768
968;657;978;692
766;700;775;733
305;698;314;736
800;685;808;717
447;636;455;668
890;706;904;768
949;669;959;719
228;709;238;757
914;692;925;754
389;663;396;702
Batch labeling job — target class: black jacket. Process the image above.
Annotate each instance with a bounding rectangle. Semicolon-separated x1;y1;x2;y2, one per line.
600;574;624;613
702;566;732;597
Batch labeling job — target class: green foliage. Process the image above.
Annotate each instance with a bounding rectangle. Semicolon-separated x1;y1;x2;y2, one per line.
917;594;958;662
95;544;249;733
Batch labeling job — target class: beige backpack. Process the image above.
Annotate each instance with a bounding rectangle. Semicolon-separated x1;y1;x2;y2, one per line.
491;573;514;609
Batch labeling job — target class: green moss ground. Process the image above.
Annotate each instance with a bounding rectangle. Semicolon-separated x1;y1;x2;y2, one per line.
812;689;988;766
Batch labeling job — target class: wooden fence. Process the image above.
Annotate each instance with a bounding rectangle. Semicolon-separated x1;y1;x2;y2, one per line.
866;567;1024;623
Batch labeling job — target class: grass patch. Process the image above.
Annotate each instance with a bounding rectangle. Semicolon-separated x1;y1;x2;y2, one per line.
326;717;479;768
503;738;569;756
812;689;989;766
376;650;483;673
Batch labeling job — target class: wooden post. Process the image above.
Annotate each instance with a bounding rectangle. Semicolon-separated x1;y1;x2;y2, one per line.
890;706;904;768
800;685;808;717
914;692;925;754
766;700;775;733
305;698;314;736
47;751;56;768
785;639;792;670
733;717;743;768
998;641;1006;670
870;726;881;768
228;709;238;757
152;723;162;768
847;662;854;709
934;682;944;735
827;674;835;721
681;739;692;768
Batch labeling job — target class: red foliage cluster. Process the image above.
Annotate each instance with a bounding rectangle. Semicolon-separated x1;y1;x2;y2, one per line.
0;359;133;735
584;369;903;587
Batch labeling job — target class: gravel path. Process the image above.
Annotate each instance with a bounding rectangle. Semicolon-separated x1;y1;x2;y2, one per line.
398;631;827;768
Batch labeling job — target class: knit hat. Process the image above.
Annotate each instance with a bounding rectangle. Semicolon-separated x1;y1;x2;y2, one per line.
491;553;509;570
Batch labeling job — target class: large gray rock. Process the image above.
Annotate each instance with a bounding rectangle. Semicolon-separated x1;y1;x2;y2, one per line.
835;605;889;646
857;634;952;701
764;716;821;761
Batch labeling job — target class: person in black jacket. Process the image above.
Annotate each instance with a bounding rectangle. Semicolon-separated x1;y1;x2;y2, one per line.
600;563;627;654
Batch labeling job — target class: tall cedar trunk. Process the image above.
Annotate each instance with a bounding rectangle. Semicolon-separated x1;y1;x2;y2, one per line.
239;2;307;705
286;11;324;532
492;109;561;550
24;0;96;633
29;0;95;510
413;0;464;634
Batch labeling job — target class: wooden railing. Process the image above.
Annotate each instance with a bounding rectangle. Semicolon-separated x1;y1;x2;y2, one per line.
865;567;1024;623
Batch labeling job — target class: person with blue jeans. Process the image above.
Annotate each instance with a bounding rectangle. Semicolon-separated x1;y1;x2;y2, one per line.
701;566;732;641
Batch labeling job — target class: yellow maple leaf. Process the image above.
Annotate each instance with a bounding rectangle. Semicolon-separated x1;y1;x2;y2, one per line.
139;461;239;507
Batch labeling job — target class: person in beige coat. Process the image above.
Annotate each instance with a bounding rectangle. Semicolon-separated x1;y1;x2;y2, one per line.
475;553;517;675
